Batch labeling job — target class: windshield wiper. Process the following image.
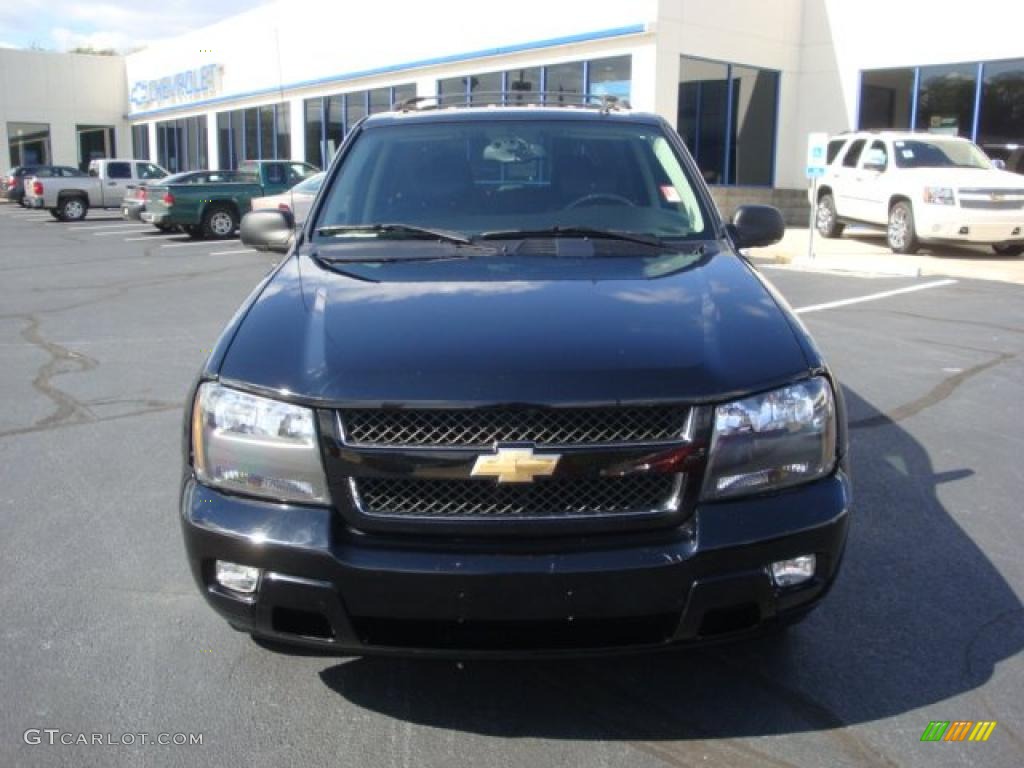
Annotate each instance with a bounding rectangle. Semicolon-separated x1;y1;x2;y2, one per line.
317;223;472;245
479;226;670;248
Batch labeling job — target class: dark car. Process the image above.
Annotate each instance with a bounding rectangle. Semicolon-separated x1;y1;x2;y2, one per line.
121;169;245;227
181;100;851;657
4;165;85;205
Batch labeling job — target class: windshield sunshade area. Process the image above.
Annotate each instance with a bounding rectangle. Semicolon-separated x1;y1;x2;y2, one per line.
892;139;992;170
313;120;709;242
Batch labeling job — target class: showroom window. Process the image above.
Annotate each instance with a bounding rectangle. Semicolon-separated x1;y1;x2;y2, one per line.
76;125;116;172
858;68;915;131
132;125;150;161
7;122;51;167
677;56;780;186
859;58;1024;173
217;104;290;170
437;56;632;106
977;58;1024;174
156;116;208;173
303;84;415;168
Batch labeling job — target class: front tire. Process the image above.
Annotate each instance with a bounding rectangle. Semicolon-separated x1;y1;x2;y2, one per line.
992;243;1024;256
57;196;88;222
202;205;238;239
49;209;61;220
815;193;844;238
887;201;919;254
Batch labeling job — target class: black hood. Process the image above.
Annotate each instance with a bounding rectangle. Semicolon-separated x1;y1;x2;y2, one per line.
217;244;813;406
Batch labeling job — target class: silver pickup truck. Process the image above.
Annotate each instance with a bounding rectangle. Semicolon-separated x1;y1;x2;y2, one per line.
24;159;169;221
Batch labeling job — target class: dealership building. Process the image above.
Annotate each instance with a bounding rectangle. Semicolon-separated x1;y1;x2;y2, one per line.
2;0;1022;220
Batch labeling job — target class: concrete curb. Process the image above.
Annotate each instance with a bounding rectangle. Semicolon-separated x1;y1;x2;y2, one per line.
752;255;922;279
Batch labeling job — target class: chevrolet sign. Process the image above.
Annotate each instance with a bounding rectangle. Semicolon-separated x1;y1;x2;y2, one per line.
129;64;221;109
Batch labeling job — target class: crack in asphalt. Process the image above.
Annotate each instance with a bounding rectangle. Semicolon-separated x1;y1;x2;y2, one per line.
884;309;1024;335
0;262;257;321
0;315;179;439
849;352;1014;430
21;314;98;429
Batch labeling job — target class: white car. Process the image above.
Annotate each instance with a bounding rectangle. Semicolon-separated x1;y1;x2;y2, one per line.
250;171;325;226
812;132;1024;255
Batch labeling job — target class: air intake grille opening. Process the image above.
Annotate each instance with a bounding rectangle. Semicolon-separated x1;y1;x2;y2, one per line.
340;407;690;447
271;607;335;640
698;603;761;637
351;614;680;650
354;475;682;518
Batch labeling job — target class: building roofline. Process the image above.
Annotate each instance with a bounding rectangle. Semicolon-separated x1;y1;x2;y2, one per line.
125;23;648;121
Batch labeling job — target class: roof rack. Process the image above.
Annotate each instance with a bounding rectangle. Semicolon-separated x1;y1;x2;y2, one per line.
396;92;631;114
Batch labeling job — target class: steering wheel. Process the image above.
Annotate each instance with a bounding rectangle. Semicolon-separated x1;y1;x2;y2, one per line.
564;192;636;209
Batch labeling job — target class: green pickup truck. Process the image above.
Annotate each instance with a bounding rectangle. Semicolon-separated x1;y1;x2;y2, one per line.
142;160;319;238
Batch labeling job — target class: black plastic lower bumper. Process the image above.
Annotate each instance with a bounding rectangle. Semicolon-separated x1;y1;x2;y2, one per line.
181;471;850;657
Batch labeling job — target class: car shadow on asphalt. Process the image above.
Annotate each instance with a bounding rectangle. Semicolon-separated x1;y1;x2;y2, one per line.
306;388;1022;754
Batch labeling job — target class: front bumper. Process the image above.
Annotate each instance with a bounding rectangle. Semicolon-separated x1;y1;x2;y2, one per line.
181;470;851;657
915;206;1024;244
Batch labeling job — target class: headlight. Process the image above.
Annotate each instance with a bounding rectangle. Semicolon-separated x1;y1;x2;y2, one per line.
191;382;329;504
701;377;837;501
923;186;955;205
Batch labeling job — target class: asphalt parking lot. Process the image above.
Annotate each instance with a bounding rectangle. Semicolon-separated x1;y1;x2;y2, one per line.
0;200;1021;768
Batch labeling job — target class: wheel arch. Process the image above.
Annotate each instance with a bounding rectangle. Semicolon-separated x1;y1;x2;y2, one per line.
888;194;912;212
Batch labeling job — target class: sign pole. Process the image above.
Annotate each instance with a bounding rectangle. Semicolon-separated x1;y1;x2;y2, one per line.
804;132;829;263
807;176;816;262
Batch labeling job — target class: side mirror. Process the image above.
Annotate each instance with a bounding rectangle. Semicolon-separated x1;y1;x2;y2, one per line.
991;158;1007;171
240;210;295;254
729;205;785;249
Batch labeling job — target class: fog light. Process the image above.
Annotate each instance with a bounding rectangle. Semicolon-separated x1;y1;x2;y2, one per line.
215;561;261;594
771;555;816;587
958;226;969;235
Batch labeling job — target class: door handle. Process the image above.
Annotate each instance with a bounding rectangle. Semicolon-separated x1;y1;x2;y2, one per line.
107;181;117;186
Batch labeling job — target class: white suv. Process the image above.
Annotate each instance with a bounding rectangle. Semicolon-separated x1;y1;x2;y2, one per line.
812;131;1024;255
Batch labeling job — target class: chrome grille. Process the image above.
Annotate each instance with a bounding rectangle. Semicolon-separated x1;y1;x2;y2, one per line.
958;188;1024;210
340;407;690;447
352;475;683;518
959;199;1023;210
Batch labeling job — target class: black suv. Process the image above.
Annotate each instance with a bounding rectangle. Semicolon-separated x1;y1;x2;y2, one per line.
182;98;850;656
4;165;85;205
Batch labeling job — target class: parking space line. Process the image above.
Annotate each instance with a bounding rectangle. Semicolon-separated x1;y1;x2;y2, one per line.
95;229;174;237
794;279;957;314
122;235;185;241
161;240;238;249
208;249;256;255
72;223;150;230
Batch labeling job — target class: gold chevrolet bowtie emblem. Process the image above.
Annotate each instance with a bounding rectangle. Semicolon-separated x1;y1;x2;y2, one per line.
470;447;561;483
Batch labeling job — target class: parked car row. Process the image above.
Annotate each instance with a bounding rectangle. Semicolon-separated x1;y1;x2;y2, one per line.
10;158;319;238
141;160;318;239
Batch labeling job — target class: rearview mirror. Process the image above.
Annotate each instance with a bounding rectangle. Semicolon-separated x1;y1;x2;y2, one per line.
728;205;785;249
240;210;295;254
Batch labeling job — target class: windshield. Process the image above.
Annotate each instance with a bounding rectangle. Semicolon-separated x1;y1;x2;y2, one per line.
314;119;708;241
293;171;326;194
892;139;991;170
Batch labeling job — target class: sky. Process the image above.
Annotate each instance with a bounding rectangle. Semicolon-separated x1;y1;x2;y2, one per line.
0;0;267;52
